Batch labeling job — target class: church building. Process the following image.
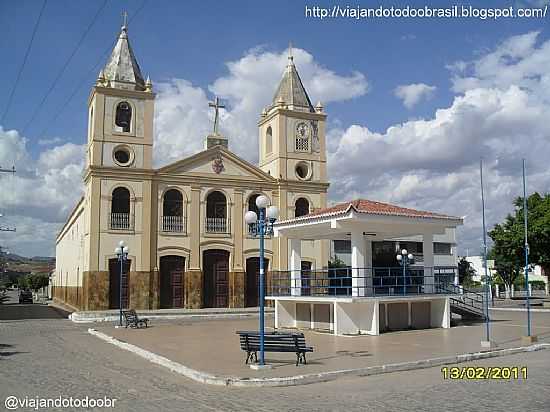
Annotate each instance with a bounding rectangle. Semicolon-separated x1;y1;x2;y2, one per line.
53;23;329;311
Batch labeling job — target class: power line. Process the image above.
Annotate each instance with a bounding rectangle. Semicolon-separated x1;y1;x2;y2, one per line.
21;0;109;135
35;0;149;142
1;0;47;125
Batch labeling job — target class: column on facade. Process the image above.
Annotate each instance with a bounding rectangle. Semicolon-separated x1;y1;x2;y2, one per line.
290;238;301;296
422;232;435;293
351;229;366;297
189;186;201;270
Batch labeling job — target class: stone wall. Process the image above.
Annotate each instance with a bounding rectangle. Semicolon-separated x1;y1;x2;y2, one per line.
228;271;245;308
82;271;109;311
52;286;82;310
185;270;203;309
129;271;153;309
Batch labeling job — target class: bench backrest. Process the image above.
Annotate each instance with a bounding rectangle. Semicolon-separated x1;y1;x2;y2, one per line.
238;332;308;351
122;310;138;322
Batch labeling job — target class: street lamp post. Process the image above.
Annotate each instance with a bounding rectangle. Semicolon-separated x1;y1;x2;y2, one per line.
396;249;414;295
114;240;129;327
244;195;278;367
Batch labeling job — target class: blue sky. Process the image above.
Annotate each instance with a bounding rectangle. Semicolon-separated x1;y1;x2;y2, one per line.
2;0;547;155
1;0;550;256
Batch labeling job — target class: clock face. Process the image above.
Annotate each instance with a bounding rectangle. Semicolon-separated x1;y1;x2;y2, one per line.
296;122;309;138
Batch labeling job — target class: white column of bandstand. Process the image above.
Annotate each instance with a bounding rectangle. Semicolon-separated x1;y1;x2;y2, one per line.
351;229;366;297
290;238;302;296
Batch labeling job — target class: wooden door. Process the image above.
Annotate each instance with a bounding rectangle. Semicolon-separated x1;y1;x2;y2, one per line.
203;250;229;308
159;256;185;309
171;269;183;308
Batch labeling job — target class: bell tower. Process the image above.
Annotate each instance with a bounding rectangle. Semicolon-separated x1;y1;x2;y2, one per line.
86;23;154;172
258;48;327;184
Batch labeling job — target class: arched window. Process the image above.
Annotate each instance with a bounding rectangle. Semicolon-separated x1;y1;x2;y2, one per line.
265;126;272;154
295;197;310;218
111;187;131;229
206;191;228;233
115;101;132;133
162;189;184;232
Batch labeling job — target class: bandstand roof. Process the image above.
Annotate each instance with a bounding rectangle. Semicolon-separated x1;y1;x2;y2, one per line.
274;199;463;240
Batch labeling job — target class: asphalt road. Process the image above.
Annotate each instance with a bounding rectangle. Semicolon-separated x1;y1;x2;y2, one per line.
1;291;549;411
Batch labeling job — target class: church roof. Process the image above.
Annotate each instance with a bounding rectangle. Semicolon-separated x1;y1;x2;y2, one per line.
102;25;145;91
272;53;314;112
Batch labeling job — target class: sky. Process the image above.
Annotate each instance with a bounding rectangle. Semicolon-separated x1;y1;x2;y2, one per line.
0;0;549;257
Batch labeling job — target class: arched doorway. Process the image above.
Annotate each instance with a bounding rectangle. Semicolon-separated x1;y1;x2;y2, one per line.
245;257;270;307
159;255;185;308
109;258;131;309
203;250;230;308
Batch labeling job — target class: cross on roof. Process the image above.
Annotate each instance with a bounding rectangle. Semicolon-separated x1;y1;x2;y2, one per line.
122;11;128;27
288;41;293;61
208;96;225;135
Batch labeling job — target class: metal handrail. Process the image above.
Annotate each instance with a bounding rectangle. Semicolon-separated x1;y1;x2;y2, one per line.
268;267;458;298
161;215;185;233
109;213;132;230
205;217;230;233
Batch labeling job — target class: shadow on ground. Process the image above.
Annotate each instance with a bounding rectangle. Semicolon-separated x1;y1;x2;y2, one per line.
0;303;69;321
0;343;27;358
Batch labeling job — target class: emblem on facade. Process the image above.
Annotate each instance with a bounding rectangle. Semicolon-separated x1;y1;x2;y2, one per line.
212;154;225;174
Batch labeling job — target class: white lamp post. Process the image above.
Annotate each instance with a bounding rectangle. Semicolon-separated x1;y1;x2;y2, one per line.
245;195;278;367
396;249;414;295
114;240;129;326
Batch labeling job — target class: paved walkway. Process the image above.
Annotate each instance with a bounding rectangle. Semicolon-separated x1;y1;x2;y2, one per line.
2;291;549;411
95;310;550;379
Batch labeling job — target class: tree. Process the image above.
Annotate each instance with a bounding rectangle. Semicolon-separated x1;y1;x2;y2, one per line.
457;257;475;285
328;255;347;269
26;273;49;292
488;192;550;297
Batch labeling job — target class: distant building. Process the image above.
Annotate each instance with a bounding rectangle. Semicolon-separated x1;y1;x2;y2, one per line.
464;255;548;285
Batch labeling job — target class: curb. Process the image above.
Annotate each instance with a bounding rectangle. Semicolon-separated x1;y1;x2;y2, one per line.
72;308;273;323
490;307;550;313
87;328;550;387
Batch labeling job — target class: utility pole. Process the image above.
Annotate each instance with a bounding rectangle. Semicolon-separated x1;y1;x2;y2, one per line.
0;165;16;232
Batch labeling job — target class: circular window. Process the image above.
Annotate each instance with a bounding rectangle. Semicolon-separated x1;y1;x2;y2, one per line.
295;162;311;180
113;146;133;167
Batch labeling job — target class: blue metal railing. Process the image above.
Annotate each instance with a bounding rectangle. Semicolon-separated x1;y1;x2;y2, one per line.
268;266;457;297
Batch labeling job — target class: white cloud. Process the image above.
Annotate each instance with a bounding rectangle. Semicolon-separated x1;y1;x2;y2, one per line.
37;137;63;146
394;83;437;109
153;47;368;165
330;31;550;254
0;127;84;256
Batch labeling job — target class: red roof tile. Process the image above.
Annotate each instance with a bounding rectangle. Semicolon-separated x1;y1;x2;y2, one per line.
301;199;460;221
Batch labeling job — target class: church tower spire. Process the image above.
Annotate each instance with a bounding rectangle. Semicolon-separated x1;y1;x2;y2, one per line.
102;17;146;91
85;19;154;172
258;43;327;185
271;43;314;113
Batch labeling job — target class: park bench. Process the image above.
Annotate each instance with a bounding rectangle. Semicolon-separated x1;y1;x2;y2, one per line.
122;309;149;329
236;331;313;366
